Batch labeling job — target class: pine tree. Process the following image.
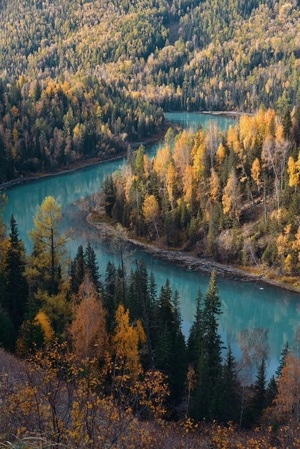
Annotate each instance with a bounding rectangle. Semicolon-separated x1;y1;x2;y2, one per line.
127;260;155;368
103;261;118;333
276;341;290;378
69;245;85;294
190;271;224;421
4;215;28;331
219;346;241;423
153;280;187;401
0;304;16;351
187;290;204;367
249;359;267;425
84;242;101;292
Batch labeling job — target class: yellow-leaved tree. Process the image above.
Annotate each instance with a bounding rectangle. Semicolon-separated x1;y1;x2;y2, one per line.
70;273;108;361
273;354;300;423
142;194;160;237
28;196;71;295
112;304;146;381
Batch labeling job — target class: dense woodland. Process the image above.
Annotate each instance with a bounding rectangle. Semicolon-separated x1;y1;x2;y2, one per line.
1;0;300;447
0;197;300;448
2;0;300;182
104;107;300;284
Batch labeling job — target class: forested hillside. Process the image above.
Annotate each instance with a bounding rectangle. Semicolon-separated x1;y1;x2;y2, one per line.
1;0;300;182
0;197;300;447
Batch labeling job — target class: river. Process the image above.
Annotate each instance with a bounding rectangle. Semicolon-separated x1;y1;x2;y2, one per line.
3;112;300;380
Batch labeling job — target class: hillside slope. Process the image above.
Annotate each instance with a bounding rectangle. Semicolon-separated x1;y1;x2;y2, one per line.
1;1;300;181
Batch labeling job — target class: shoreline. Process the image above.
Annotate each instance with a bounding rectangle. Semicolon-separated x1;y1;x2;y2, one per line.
0;124;171;191
0;111;242;190
87;214;300;294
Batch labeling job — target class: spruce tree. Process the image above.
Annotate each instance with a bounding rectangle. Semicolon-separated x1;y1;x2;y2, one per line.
84;242;101;292
103;261;118;333
153;280;187;401
249;359;267;425
187;290;204;367
0;304;16;351
219;346;241;423
276;341;290;378
4;215;28;331
128;260;155;368
190;271;223;421
69;245;85;294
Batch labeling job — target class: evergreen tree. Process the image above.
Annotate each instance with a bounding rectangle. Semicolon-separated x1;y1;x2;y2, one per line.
0;304;16;351
69;245;85;295
103;175;116;217
190;271;224;421
84;242;101;292
103;261;118;333
187;290;204;367
265;375;277;409
219;346;241;423
127;260;155;368
249;359;267;425
170;289;187;400
153;280;187;401
276;341;290;378
4;215;28;331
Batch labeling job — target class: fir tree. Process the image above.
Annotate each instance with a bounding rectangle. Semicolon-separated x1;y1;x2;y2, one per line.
249;359;267;425
190;271;224;421
69;245;85;295
276;341;290;378
219;346;241;423
153;280;187;401
187;290;204;367
84;242;101;292
0;304;16;351
4;215;28;331
103;261;118;333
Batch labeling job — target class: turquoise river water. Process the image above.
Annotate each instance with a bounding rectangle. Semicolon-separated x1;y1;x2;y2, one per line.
3;112;300;380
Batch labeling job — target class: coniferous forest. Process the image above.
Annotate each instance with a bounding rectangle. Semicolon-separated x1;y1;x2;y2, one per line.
1;0;300;447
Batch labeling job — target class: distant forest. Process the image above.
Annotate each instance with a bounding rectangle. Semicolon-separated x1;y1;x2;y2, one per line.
1;0;300;181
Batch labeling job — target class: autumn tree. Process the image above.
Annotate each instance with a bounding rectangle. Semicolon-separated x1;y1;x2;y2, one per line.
70;273;107;361
273;354;300;423
28;196;71;295
142;194;160;238
112;304;146;381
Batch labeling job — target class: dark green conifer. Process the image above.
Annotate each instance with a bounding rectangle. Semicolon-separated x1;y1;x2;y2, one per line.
69;245;85;294
219;346;241;423
276;341;290;378
153;280;187;401
187;290;204;367
0;304;16;351
190;271;223;421
4;215;28;331
249;359;267;425
84;242;101;292
103;261;118;333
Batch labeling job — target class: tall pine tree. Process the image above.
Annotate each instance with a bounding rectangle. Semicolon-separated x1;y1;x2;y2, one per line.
4;215;28;332
190;271;224;421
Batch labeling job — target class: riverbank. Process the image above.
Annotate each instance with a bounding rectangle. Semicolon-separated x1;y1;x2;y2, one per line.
0;110;240;190
0;125;170;190
87;206;300;294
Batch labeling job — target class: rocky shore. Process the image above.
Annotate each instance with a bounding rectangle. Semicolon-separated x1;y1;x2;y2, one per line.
87;212;300;293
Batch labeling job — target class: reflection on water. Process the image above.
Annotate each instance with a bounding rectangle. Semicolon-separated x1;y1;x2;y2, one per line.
3;112;300;379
